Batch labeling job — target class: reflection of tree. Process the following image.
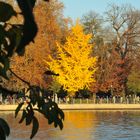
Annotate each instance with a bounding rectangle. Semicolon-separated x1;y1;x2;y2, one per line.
1;111;98;139
65;111;97;128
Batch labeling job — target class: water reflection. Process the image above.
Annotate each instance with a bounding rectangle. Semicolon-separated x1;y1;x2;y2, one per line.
0;110;140;140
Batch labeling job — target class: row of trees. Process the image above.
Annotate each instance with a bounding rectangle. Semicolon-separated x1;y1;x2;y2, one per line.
1;1;140;98
81;4;140;96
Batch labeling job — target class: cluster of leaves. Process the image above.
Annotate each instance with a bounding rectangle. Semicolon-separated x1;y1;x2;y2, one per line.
0;0;36;139
0;1;17;79
15;86;64;139
0;0;38;79
0;0;65;140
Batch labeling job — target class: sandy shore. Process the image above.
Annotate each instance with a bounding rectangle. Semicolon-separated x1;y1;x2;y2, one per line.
0;104;140;111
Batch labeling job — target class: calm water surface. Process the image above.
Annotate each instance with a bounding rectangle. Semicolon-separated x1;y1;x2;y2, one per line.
1;110;140;140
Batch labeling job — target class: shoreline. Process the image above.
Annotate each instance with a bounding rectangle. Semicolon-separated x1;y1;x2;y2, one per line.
0;104;140;111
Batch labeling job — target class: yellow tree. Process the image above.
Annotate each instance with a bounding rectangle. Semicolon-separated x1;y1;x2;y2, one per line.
45;21;97;96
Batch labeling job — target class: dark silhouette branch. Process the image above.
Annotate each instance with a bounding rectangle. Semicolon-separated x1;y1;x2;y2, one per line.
9;68;30;87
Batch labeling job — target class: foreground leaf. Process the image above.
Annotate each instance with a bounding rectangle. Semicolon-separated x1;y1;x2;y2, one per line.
0;125;6;140
30;117;39;139
15;102;24;118
0;118;10;136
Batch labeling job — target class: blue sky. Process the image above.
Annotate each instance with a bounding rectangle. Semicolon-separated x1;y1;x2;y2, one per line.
60;0;140;20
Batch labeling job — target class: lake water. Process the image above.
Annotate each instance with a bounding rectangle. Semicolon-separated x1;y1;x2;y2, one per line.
0;110;140;140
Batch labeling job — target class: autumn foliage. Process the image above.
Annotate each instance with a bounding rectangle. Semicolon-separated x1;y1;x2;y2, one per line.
1;0;69;90
1;1;140;97
45;21;97;95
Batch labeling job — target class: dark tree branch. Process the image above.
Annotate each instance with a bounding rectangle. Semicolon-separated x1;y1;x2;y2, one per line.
9;68;30;86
